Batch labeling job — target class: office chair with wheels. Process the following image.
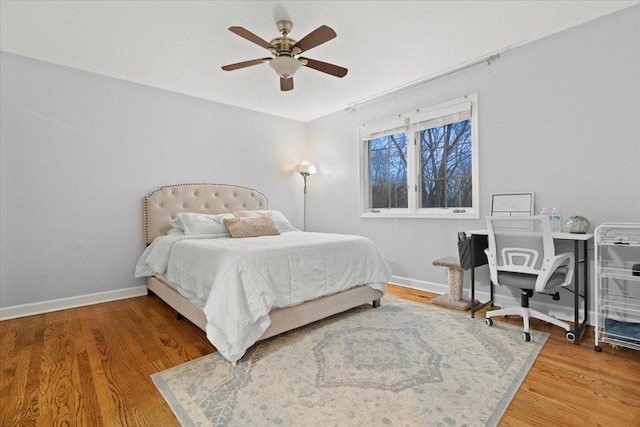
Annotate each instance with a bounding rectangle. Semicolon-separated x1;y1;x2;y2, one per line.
484;215;576;342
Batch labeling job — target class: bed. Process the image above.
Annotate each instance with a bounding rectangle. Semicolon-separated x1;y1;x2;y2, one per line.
135;183;390;364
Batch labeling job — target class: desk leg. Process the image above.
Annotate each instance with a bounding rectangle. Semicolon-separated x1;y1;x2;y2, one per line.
572;240;590;344
469;234;492;318
471;240;477;318
584;240;589;329
574;240;580;343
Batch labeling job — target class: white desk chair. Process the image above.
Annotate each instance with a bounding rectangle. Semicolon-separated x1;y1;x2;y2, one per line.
484;215;576;341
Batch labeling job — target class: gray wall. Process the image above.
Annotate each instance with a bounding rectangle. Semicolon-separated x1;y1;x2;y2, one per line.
0;52;306;308
305;7;640;309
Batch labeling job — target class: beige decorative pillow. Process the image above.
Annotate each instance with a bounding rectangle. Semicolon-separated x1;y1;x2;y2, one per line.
223;214;281;238
233;210;299;233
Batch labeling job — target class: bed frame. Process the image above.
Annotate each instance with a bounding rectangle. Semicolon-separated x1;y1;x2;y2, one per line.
143;183;383;341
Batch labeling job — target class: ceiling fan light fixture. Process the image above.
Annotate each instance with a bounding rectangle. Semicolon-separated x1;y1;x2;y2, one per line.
269;56;301;79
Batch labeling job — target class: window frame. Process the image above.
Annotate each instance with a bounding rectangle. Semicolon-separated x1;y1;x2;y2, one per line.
360;94;479;219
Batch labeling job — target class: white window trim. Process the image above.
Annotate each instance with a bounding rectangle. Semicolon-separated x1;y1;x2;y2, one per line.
360;94;479;219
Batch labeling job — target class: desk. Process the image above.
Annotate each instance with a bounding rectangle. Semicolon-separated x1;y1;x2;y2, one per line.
468;229;593;344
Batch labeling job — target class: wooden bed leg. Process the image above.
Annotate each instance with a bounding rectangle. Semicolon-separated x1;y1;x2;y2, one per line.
372;299;381;308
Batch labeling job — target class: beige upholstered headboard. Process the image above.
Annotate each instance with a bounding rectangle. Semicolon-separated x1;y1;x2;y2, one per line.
144;183;268;244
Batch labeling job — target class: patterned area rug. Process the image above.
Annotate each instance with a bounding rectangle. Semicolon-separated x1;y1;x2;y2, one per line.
152;297;548;426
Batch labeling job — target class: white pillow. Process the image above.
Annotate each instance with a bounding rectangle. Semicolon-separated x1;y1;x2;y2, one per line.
233;210;299;233
170;212;234;236
271;210;299;233
166;227;184;235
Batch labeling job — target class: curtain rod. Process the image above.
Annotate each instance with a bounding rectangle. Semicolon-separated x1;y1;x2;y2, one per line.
345;47;510;112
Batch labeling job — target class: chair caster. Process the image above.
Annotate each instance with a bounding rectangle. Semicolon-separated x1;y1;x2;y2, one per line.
523;332;531;342
565;331;576;342
594;345;602;352
485;318;494;326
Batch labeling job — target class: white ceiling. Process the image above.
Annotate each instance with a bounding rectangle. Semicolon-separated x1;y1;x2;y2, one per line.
1;1;637;122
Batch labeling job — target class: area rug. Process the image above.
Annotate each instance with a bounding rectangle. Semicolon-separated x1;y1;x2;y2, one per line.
152;297;548;426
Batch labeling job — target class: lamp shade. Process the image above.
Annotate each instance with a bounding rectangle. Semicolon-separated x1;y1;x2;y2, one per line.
269;56;302;79
295;161;317;175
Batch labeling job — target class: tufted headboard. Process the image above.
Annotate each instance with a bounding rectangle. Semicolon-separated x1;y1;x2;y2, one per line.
143;183;268;244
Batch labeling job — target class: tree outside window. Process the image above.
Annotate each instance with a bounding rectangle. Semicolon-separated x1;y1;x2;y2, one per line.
420;119;472;208
369;133;408;209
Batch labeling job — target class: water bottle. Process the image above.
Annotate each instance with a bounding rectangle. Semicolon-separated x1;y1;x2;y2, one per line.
550;207;562;233
539;207;549;217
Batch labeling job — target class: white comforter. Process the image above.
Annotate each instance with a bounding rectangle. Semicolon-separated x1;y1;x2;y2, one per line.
135;231;391;363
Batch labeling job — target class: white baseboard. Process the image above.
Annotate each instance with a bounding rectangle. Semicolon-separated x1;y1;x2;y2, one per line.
0;285;149;321
389;275;449;295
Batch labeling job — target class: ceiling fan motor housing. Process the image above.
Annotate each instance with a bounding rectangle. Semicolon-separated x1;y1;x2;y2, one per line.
269;36;298;55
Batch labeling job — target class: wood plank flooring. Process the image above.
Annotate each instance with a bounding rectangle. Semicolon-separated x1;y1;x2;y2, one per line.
1;285;639;426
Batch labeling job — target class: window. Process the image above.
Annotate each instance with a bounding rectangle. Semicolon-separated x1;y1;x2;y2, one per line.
360;94;478;218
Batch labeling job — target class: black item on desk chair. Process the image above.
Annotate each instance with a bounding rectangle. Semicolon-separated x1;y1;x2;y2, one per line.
633;263;640;277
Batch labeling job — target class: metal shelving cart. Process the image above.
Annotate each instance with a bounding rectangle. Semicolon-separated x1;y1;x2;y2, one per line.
594;223;640;352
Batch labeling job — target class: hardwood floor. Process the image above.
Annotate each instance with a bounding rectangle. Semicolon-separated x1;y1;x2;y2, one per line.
1;285;639;426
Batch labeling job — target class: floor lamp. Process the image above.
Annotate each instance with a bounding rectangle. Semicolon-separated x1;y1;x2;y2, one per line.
295;161;317;231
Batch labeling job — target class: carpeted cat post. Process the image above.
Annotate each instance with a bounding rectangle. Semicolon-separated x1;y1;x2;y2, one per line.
431;256;476;310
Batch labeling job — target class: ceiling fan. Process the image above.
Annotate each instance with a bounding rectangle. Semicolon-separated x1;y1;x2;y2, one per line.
221;20;348;91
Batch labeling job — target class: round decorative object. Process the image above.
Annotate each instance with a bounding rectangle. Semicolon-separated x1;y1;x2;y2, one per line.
565;215;590;234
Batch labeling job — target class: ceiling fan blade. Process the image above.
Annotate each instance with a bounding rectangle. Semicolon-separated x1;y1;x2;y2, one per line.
221;58;271;71
229;26;273;50
280;77;294;91
300;57;348;78
291;25;336;54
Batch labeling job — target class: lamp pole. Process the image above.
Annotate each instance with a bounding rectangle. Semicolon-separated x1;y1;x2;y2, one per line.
301;172;309;231
295;161;317;232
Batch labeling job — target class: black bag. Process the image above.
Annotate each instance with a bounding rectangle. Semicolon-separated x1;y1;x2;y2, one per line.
457;233;489;270
457;238;472;270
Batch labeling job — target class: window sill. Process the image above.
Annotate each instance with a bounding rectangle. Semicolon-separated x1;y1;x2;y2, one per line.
360;211;479;220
